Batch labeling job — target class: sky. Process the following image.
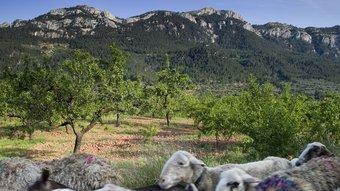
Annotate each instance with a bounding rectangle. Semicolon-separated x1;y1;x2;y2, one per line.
0;0;339;28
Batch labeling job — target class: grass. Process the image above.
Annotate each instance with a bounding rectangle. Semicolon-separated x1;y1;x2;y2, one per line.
116;154;168;188
0;137;45;158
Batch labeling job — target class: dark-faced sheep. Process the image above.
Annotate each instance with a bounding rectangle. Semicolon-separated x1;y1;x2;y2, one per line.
295;142;334;166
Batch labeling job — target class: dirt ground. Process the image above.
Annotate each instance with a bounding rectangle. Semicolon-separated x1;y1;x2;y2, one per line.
3;116;237;162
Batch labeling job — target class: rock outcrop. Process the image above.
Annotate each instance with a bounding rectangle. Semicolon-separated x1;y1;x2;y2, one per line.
2;5;339;56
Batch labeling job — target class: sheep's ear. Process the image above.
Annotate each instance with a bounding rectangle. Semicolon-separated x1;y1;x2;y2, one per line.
321;146;334;156
244;176;260;185
244;173;260;183
189;157;205;166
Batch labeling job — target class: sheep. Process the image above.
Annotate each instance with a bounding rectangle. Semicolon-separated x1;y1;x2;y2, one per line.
158;151;292;191
28;168;71;191
44;153;120;191
52;184;133;191
215;168;260;191
93;184;133;191
52;184;197;191
295;142;334;166
135;184;197;191
290;158;299;167
0;157;41;191
215;156;340;191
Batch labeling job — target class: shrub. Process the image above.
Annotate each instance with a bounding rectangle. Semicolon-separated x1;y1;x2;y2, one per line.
187;77;340;158
140;124;158;143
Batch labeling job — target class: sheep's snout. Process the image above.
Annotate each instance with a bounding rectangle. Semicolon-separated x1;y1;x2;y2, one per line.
158;177;174;189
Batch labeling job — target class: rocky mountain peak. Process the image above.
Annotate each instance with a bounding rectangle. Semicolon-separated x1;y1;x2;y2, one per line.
2;5;338;56
187;7;244;21
0;22;10;28
191;7;219;15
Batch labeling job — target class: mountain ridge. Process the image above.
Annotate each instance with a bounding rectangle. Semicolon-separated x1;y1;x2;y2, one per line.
1;5;339;57
0;5;339;94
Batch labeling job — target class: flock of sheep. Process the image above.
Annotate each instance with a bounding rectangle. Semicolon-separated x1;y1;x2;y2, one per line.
0;142;338;191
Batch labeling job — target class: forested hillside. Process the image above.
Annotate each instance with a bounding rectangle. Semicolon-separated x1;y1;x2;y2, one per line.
0;5;339;94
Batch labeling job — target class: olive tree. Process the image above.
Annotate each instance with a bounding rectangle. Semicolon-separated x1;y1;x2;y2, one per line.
153;56;191;126
53;46;129;153
0;57;55;139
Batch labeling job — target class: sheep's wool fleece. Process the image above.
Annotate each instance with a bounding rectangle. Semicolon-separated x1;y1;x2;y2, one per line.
46;154;119;191
0;157;41;191
196;157;291;191
256;157;340;191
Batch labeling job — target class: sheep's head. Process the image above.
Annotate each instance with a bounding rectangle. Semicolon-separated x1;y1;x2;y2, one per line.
158;151;205;189
215;168;259;191
290;158;299;167
28;169;70;191
296;142;334;166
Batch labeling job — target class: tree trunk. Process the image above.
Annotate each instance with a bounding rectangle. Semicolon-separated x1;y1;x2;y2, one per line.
65;125;69;134
28;132;33;140
115;113;120;127
166;111;170;127
73;133;83;153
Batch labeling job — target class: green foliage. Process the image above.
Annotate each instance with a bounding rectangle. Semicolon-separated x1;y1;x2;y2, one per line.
53;50;106;126
140;124;158;143
306;93;340;147
187;77;340;158
0;57;55;138
103;45;144;125
0;80;11;116
152;56;192;126
53;49;127;152
236;79;307;157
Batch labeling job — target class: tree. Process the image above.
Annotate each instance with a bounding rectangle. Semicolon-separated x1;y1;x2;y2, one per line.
100;45;144;127
102;45;127;127
0;57;55;139
52;48;128;153
153;56;191;126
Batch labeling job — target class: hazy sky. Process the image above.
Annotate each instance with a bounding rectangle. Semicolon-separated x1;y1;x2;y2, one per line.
0;0;339;27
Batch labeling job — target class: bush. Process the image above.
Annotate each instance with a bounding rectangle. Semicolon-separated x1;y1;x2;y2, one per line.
140;124;158;143
187;77;340;158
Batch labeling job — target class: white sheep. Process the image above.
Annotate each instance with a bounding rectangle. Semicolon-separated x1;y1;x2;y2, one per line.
290;158;299;167
215;168;259;191
216;156;340;191
158;151;292;191
44;153;120;191
295;142;334;166
0;157;41;191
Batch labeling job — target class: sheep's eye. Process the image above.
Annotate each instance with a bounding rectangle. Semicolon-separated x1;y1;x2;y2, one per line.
178;162;184;165
227;181;239;189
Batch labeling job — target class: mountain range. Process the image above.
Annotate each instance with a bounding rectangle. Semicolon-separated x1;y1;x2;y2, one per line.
0;5;339;94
